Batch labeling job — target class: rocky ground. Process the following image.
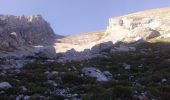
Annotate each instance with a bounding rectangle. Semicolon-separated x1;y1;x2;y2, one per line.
1;40;170;100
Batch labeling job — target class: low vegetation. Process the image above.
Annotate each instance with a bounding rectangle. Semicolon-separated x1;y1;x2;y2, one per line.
1;41;170;100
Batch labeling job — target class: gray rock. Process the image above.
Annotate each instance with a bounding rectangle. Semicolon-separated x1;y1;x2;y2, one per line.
161;78;167;83
110;45;136;53
144;29;160;39
0;82;12;90
48;80;58;86
91;41;113;53
82;67;110;82
35;46;56;59
138;64;143;68
0;91;5;94
103;71;113;79
123;63;131;70
24;96;30;100
16;95;24;100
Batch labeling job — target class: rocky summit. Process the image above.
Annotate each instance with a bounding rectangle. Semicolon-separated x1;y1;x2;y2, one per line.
1;8;170;100
0;15;55;51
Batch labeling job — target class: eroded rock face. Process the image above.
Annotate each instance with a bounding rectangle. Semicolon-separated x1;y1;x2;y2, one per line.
0;15;55;51
129;27;160;39
106;8;170;42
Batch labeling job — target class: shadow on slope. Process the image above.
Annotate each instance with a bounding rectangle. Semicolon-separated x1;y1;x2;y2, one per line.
59;38;170;62
1;39;170;100
56;40;170;100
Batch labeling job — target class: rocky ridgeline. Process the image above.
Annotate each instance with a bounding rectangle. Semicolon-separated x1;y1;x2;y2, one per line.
0;15;55;51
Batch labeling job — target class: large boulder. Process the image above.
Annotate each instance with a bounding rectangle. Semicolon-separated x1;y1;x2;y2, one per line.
91;41;113;53
35;46;56;59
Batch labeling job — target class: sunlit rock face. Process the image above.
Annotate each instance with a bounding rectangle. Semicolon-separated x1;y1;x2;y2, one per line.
0;15;55;51
106;8;170;42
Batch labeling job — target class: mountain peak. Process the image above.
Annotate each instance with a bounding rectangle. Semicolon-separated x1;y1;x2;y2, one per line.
0;14;55;51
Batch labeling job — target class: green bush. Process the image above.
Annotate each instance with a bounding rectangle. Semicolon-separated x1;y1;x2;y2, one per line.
62;73;95;85
48;94;65;100
148;87;160;97
112;86;133;99
0;95;10;100
83;93;113;100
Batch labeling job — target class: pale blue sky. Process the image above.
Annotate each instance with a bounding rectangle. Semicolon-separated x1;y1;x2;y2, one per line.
0;0;170;35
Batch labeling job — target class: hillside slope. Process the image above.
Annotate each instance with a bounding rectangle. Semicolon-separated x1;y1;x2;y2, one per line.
55;7;170;53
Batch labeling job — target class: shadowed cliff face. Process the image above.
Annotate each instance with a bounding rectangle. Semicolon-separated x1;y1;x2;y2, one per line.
0;15;56;51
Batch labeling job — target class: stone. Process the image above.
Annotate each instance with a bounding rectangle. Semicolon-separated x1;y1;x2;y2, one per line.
21;86;27;93
144;29;160;39
103;71;113;79
48;80;58;86
0;82;12;90
91;41;113;53
123;63;131;70
138;64;143;68
24;96;30;100
82;67;109;82
16;95;24;100
110;45;136;53
35;46;56;59
55;88;72;98
161;78;167;83
0;91;5;94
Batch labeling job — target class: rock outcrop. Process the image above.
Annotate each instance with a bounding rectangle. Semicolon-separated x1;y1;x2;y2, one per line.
106;8;170;42
0;15;55;51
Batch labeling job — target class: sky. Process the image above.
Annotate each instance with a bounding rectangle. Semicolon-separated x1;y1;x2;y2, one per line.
0;0;170;35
